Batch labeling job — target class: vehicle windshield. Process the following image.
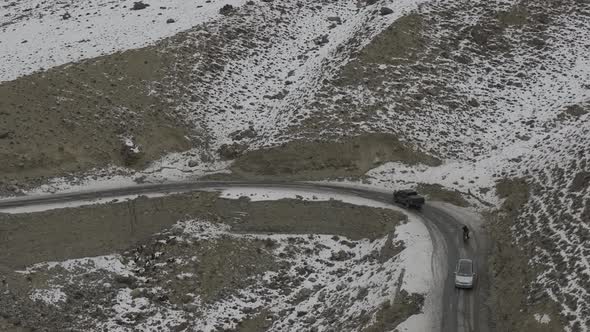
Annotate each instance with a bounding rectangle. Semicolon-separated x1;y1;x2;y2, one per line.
457;260;472;276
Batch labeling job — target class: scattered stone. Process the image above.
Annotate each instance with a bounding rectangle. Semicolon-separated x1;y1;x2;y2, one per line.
563;104;588;118
188;160;199;168
130;289;143;298
230;127;257;141
467;98;480;107
263;90;288;100
121;138;143;166
219;4;235;15
217;143;247;160
340;240;357;248
114;275;137;288
172;322;189;332
327;16;342;25
569;172;590;192
528;37;546;49
166;18;175;24
454;54;472;64
329;250;353;261
131;2;150;10
379;7;393;15
314;34;329;46
134;175;148;184
470;25;490;46
305;316;317;325
356;287;369;300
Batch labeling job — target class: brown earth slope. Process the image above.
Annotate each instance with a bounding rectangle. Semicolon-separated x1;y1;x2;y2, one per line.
0;47;193;185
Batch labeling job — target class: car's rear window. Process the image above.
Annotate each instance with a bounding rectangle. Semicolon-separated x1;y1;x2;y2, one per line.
458;260;472;275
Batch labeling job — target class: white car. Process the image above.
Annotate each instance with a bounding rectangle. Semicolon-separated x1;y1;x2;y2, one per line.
454;259;475;289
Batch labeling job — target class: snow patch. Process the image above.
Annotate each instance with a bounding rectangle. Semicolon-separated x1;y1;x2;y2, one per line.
0;0;249;82
29;288;67;306
0;193;168;214
19;254;134;276
534;313;551;325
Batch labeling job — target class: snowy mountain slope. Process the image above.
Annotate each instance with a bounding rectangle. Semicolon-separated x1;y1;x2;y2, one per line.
513;114;590;331
30;0;429;183
157;0;428;152
253;0;589;210
8;192;434;332
1;0;589;330
343;1;589;329
0;0;248;82
3;0;588;186
289;0;590;162
0;0;435;191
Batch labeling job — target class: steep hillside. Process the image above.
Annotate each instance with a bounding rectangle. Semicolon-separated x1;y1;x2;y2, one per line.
1;0;589;331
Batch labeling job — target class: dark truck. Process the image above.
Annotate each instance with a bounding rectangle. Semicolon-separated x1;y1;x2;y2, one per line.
393;189;425;209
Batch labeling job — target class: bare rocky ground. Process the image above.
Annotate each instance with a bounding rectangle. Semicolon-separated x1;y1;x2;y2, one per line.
0;0;440;196
0;192;420;331
415;184;471;208
487;179;565;332
284;0;579;159
0;46;197;193
279;0;586;330
230;133;440;180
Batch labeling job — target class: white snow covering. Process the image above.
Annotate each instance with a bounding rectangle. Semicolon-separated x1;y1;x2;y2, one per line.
19;254;134;276
19;255;136;306
0;193;168;214
220;187;436;330
29;288;67;306
0;0;429;196
0;0;249;82
350;4;590;327
1;0;431;186
295;0;590;211
101;288;186;330
2;157;230;200
220;186;393;207
172;219;231;241
193;0;428;151
534;313;551;325
19;190;435;331
2;0;589;329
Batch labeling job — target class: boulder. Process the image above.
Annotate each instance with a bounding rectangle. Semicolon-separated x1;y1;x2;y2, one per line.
380;7;393;15
121;138;143;166
131;2;150;10
217;143;247;160
219;4;235;15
